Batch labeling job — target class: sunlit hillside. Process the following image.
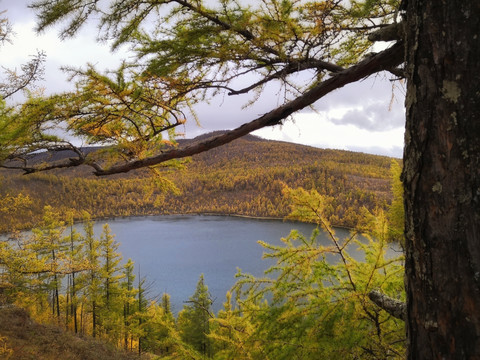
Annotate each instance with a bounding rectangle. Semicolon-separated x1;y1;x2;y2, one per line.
0;133;397;232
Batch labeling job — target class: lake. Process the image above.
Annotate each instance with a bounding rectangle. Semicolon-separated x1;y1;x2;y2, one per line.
89;215;386;314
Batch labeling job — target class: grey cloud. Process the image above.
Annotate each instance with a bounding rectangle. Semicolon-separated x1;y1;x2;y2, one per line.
313;72;405;113
185;83;283;136
1;0;32;24
186;71;407;135
329;100;405;131
185;73;406;140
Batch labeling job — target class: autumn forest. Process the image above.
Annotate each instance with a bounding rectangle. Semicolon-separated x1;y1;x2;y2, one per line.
2;0;477;358
0;134;395;232
0;133;406;359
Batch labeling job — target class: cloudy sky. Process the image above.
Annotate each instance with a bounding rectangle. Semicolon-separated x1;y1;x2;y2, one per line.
1;0;406;158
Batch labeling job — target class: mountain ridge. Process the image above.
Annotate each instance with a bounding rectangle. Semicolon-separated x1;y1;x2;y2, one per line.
0;132;396;231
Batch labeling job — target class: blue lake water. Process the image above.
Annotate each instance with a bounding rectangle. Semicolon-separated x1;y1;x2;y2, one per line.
2;214;401;314
89;215;342;313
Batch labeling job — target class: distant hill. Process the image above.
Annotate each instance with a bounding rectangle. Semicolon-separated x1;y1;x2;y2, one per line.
0;133;396;231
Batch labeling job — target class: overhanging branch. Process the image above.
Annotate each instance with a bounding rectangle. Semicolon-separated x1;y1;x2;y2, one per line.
93;42;404;176
368;290;406;321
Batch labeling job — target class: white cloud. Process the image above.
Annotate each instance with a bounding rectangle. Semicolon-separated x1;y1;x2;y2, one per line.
2;0;406;158
253;112;405;158
2;13;128;95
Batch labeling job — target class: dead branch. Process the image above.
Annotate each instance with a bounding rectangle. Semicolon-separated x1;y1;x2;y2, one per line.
368;289;406;321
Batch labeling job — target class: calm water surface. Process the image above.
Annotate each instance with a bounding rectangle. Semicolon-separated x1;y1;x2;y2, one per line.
91;215;332;313
4;215;400;313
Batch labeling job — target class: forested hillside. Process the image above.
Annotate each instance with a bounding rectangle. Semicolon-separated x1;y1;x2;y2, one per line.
0;187;406;359
0;133;395;232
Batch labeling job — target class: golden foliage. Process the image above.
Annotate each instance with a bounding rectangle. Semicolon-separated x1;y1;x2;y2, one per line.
0;136;394;232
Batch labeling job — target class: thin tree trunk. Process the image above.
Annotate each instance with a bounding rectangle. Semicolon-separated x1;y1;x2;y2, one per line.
51;291;55;317
51;248;60;320
124;302;128;351
70;225;78;334
92;300;96;338
138;285;142;356
80;301;84;335
404;1;480;358
54;274;60;319
72;273;77;333
65;284;69;330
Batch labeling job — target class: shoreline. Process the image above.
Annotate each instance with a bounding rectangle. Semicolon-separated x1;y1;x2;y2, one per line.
0;211;355;235
86;211;355;232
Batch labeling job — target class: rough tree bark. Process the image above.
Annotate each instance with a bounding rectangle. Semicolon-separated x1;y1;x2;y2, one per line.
403;1;480;358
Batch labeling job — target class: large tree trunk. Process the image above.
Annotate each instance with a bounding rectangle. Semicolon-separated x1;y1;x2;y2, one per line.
404;1;480;358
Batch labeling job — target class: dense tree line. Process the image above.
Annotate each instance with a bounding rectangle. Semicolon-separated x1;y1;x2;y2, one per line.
0;136;394;232
0;182;405;359
1;207;178;354
0;136;405;358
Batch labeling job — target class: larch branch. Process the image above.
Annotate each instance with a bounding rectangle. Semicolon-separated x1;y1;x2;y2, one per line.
94;42;404;176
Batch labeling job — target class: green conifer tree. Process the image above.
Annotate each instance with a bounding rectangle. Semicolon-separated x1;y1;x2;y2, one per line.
215;186;405;359
78;212;102;337
121;258;137;351
144;293;176;356
178;274;214;357
99;223;124;338
30;206;68;320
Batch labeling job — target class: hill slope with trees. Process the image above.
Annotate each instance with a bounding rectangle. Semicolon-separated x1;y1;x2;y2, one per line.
0;306;152;360
0;133;395;232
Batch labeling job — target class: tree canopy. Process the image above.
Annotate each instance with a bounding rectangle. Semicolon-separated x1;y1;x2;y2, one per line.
0;0;404;175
